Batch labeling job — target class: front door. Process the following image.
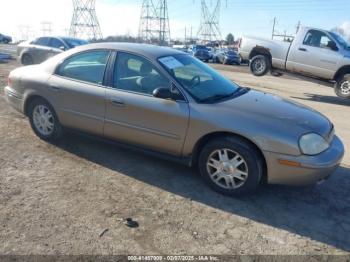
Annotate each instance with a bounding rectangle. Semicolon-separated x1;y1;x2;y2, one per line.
287;29;341;79
104;52;190;156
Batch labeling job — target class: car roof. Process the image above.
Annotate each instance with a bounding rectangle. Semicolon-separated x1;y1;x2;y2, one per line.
72;42;185;60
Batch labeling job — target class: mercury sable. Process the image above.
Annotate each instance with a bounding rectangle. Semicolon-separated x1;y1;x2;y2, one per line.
4;43;344;196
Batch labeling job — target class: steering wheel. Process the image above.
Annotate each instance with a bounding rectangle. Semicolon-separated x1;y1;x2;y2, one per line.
189;75;201;89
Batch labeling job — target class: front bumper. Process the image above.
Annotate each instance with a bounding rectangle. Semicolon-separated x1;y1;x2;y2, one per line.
4;86;24;113
264;135;344;185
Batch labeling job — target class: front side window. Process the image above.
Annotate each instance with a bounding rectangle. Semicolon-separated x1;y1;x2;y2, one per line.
303;30;333;49
34;37;50;46
57;50;110;85
159;54;240;102
114;52;170;95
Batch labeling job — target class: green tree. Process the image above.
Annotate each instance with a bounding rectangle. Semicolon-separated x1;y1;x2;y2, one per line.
226;33;235;45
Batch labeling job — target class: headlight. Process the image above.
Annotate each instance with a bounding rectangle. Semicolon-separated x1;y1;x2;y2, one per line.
299;133;329;155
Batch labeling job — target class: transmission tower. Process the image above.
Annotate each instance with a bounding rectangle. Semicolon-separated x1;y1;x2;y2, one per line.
138;0;170;45
69;0;103;40
197;0;222;42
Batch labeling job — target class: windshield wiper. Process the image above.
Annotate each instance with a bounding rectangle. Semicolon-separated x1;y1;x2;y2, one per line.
199;87;249;103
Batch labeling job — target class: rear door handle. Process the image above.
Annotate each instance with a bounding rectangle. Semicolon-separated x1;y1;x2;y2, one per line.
298;47;307;52
110;98;125;107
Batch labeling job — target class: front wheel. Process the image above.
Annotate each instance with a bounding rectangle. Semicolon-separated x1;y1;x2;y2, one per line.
249;55;271;76
335;74;350;99
198;136;264;196
28;98;63;141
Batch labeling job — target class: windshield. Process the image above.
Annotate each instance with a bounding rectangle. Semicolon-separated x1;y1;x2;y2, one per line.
330;32;350;49
158;54;241;102
62;38;89;48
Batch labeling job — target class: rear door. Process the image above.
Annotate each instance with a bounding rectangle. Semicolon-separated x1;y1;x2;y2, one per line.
48;50;111;135
31;37;53;63
47;37;66;58
287;29;341;79
104;52;190;156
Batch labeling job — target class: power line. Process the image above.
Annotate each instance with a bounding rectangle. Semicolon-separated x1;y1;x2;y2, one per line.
69;0;103;40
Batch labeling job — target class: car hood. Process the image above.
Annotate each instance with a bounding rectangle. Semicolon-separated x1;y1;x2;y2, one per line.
215;90;332;139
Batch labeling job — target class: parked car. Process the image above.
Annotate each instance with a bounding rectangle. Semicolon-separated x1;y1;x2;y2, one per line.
4;43;344;196
172;45;189;53
213;49;241;65
189;45;211;62
17;36;88;65
0;33;12;44
239;27;350;98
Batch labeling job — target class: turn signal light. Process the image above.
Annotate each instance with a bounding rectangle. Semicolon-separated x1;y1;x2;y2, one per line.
278;159;301;167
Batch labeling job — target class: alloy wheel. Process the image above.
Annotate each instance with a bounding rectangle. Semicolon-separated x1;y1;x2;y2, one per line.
206;149;249;189
340;81;350;95
32;105;55;136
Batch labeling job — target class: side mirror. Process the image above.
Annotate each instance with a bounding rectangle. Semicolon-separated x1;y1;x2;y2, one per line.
328;41;338;51
59;46;66;51
153;87;173;100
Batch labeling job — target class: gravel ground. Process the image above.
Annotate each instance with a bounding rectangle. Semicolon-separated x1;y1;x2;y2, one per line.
0;60;349;255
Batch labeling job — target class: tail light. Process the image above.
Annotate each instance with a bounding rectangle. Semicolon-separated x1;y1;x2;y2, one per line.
8;76;12;87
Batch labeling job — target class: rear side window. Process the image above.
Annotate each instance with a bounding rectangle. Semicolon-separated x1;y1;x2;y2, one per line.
57;50;110;85
34;37;51;46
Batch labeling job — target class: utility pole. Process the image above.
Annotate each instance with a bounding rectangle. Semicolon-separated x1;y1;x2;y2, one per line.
41;21;53;36
69;0;103;40
272;17;276;40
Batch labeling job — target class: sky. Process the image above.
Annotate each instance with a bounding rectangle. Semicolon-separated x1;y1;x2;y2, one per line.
1;0;350;41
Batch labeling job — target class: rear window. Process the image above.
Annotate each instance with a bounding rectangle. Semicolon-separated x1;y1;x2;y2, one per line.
62;38;89;49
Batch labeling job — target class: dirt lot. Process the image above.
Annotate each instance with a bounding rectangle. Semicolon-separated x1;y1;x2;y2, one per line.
0;59;349;255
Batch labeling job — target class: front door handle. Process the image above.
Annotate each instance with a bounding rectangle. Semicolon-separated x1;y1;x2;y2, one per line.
110;98;125;107
298;47;307;52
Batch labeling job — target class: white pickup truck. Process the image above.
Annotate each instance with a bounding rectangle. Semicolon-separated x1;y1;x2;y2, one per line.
239;27;350;98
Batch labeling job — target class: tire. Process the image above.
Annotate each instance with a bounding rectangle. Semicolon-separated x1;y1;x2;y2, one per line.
3;39;9;44
249;55;271;76
28;98;63;141
198;136;264;196
335;74;350;99
21;54;33;65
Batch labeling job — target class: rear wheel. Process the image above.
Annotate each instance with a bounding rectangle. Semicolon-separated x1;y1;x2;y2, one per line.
28;98;63;141
335;74;350;99
3;39;9;44
21;54;33;65
250;55;271;76
198;136;263;196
